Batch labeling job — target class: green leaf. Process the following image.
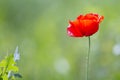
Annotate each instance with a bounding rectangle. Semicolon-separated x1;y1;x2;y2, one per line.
0;60;7;67
0;52;21;80
7;66;18;72
0;68;2;75
0;77;3;80
2;74;8;80
5;55;18;72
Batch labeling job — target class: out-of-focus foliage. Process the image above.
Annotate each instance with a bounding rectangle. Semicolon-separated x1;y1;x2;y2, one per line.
0;0;120;80
0;47;21;80
0;54;19;80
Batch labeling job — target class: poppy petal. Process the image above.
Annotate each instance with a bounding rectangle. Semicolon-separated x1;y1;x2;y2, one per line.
80;20;99;36
98;16;104;23
67;20;83;37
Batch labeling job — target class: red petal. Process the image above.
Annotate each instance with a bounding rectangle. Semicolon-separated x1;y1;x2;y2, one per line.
77;15;84;20
84;13;104;23
84;13;99;21
67;20;83;37
98;16;104;23
80;20;99;36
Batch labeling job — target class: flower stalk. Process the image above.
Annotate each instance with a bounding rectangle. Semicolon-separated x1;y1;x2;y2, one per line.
86;36;90;80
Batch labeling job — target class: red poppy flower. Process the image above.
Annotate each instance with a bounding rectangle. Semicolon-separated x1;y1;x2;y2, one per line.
67;13;104;37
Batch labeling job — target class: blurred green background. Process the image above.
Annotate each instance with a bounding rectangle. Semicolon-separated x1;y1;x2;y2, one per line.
0;0;120;80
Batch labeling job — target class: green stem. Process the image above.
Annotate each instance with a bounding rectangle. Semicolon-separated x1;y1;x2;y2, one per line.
86;36;90;80
2;56;10;76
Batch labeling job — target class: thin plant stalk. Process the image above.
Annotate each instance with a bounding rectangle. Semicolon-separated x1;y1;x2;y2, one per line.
86;36;90;80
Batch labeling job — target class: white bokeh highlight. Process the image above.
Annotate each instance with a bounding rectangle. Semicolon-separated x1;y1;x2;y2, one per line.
54;58;70;75
113;44;120;56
